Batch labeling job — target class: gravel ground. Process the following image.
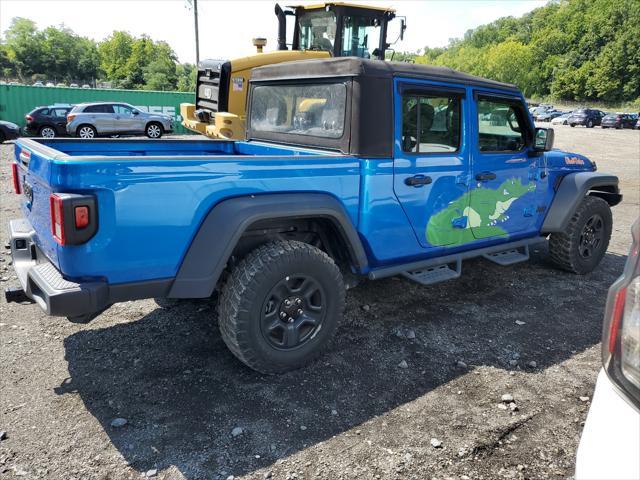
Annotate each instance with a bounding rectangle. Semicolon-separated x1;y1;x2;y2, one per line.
1;125;639;480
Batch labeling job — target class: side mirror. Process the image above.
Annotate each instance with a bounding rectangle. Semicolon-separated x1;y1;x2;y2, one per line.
534;127;554;151
132;110;139;115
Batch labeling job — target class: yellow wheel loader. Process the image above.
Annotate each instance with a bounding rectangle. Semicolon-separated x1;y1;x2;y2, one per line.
180;2;405;139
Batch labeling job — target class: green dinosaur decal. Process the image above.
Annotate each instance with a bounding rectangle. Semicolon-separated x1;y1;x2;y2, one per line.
426;178;536;246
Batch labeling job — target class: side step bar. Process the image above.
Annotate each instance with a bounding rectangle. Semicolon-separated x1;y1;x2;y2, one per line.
369;237;545;282
483;245;530;266
402;259;462;285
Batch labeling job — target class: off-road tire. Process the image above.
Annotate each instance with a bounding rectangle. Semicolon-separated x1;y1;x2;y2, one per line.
218;240;345;374
549;195;612;274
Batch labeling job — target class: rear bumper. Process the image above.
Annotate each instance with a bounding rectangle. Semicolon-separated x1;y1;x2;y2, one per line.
8;218;172;320
8;218;110;318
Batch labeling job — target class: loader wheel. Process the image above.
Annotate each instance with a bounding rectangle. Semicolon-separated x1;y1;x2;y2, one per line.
218;240;345;374
549;196;612;274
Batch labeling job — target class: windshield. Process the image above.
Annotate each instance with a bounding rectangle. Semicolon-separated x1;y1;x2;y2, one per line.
299;10;336;52
250;82;347;139
340;15;382;58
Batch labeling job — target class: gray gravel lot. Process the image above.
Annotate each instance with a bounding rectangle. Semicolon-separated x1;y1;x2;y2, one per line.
1;125;639;480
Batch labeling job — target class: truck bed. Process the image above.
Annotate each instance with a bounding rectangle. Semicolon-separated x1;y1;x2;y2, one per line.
13;138;360;285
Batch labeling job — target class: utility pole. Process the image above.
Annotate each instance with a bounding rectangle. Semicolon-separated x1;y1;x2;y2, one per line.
186;0;200;65
194;0;200;65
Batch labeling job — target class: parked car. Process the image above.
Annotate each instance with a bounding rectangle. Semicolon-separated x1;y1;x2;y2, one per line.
32;81;44;87
601;113;637;129
536;110;564;122
568;108;606;128
24;104;74;138
531;104;554;119
551;112;573;125
66;102;173;139
81;84;91;89
636;117;640;130
575;218;639;480
45;82;55;87
6;58;621;374
69;83;79;88
0;120;21;143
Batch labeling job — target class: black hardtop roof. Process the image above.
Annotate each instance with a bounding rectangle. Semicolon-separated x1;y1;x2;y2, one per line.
250;57;520;92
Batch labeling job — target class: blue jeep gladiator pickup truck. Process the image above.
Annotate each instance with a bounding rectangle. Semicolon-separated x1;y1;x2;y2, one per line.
7;58;621;373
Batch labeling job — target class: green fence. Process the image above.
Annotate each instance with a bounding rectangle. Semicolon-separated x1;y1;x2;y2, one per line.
0;84;196;134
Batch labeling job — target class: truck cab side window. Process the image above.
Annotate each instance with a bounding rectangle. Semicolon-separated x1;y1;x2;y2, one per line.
402;94;461;153
477;99;526;152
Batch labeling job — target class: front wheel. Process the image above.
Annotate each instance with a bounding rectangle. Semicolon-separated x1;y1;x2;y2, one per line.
77;125;97;139
218;240;345;374
587;120;594;128
549;196;612;274
570;123;576;127
39;126;56;138
146;122;163;139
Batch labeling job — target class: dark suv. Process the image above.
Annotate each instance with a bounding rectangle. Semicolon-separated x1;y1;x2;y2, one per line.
601;113;637;129
568;108;606;128
24;104;74;138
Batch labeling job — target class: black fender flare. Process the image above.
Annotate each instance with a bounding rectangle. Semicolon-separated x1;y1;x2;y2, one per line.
168;193;369;298
541;172;621;233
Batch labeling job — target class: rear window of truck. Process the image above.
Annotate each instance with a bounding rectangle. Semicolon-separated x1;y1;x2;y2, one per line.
250;82;347;139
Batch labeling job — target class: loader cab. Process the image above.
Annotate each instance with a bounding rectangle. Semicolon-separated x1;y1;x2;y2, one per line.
277;3;400;60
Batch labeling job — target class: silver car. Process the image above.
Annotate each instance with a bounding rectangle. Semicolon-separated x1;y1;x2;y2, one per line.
66;102;173;139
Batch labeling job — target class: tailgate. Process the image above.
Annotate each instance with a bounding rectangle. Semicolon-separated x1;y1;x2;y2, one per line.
12;139;67;269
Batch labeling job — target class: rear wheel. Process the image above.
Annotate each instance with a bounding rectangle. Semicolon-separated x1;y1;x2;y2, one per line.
218;240;345;374
549;196;612;274
587;120;594;128
39;126;56;138
570;123;576;127
146;122;163;139
77;125;96;139
0;131;5;144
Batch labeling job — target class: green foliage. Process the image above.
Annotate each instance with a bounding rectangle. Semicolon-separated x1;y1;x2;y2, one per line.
1;20;194;92
409;0;640;103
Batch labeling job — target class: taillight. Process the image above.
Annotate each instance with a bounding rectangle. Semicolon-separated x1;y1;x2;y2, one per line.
67;114;76;122
74;206;89;229
603;218;640;406
50;194;66;245
25;114;33;122
11;163;21;194
48;193;98;246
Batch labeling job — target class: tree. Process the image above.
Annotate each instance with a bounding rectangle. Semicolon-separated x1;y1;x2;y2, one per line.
176;63;196;92
406;0;640;103
3;18;46;80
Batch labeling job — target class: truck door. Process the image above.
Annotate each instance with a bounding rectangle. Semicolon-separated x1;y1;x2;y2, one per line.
393;83;472;248
469;92;539;240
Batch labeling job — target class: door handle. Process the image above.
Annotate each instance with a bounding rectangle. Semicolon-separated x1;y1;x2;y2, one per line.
405;175;433;187
475;171;497;181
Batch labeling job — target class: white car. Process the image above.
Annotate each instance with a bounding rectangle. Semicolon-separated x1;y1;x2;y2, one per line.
576;218;640;480
551;112;572;125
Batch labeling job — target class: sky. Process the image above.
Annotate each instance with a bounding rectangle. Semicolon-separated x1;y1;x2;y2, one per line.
0;0;548;64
